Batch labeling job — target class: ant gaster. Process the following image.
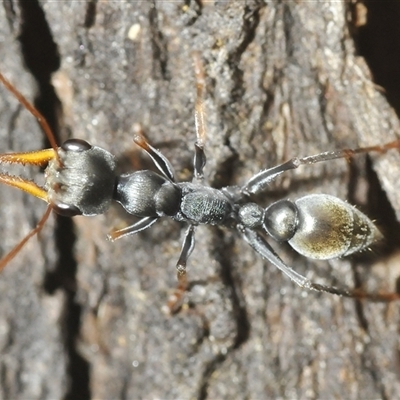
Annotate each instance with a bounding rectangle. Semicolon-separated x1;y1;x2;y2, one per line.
0;57;399;304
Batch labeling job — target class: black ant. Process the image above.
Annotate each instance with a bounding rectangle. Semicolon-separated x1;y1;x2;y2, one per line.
0;56;399;306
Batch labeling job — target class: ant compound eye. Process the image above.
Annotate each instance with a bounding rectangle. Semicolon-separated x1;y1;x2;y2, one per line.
264;200;298;242
61;139;92;152
52;201;83;217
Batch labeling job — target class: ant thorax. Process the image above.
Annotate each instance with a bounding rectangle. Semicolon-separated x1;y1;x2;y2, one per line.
176;183;234;225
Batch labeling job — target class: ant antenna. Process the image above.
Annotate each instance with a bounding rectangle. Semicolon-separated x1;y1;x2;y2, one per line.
0;71;59;155
0;206;52;272
0;71;59;270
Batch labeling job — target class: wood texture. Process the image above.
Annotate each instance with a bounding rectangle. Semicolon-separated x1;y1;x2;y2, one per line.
0;1;400;399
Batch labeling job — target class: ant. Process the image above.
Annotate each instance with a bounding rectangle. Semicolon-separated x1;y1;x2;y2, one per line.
0;56;399;306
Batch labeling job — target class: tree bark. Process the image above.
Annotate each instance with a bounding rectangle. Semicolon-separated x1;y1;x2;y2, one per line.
0;1;400;399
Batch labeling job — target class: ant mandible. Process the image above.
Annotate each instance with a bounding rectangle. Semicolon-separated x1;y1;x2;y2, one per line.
0;55;399;304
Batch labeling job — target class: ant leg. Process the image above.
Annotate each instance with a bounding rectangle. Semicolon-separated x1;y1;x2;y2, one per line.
242;140;400;195
242;227;313;288
168;225;196;313
309;283;400;301
107;216;158;241
242;228;400;302
132;124;176;182
176;224;196;276
192;52;207;181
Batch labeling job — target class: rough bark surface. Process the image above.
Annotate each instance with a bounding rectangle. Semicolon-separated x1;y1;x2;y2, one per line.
0;1;400;399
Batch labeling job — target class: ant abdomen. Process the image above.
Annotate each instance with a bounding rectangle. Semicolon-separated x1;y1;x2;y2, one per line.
264;194;382;260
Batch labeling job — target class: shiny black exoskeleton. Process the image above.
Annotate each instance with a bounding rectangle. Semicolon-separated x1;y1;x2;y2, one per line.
0;63;397;300
44;132;383;298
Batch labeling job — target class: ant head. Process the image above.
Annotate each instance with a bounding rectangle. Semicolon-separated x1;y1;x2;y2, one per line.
46;139;117;217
